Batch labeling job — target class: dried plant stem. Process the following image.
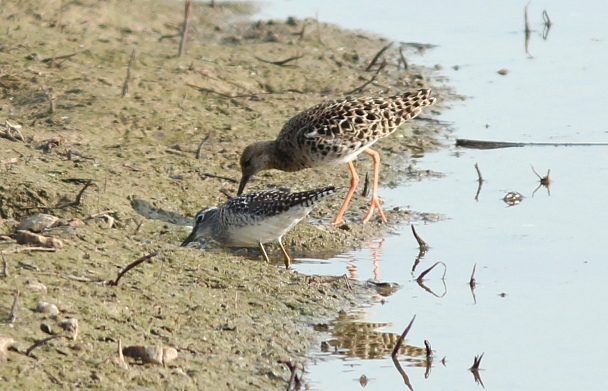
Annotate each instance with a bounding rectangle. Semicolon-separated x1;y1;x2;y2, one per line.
178;0;193;57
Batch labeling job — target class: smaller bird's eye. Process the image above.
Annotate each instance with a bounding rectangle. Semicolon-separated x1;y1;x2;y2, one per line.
243;159;252;168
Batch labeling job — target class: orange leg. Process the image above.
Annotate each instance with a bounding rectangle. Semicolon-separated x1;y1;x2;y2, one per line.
332;161;359;225
361;148;387;224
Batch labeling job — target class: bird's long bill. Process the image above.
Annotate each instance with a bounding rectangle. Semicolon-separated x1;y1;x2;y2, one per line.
180;227;198;247
237;175;250;196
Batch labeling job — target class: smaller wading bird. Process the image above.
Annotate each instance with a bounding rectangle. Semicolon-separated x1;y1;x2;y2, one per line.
181;186;336;268
237;89;436;224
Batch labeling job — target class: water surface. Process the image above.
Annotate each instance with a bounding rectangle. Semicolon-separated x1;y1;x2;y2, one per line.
254;1;608;390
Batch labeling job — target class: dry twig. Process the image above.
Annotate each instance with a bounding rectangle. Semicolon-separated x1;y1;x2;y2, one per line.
365;42;393;71
255;54;304;67
178;0;193;57
196;131;213;159
411;225;429;249
41;85;55;113
199;172;238;183
109;250;161;286
345;60;386;95
121;49;136;97
391;314;416;358
8;290;19;323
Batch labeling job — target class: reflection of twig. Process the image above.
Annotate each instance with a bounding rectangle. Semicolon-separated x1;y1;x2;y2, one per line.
365;42;393;71
470;263;477;304
178;0;192;57
417;261;446;282
474;163;484;201
109;250;161;286
416;261;447;298
392;356;414;391
524;2;533;58
391;314;416;358
424;340;433;379
542;10;552;40
531;165;551;197
469;353;485;388
470;263;477;289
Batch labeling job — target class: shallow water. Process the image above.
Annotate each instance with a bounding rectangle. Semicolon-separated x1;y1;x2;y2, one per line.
254;1;608;390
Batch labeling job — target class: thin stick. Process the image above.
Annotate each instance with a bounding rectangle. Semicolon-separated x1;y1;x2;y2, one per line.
178;0;193;57
457;139;608;149
365;42;392;71
469;263;477;289
524;3;531;35
424;340;432;358
57;179;93;209
26;334;62;357
109;250;161;286
398;46;408;70
195;131;213;159
361;172;370;197
199;172;238;183
470;352;484;370
1;254;8;277
411;225;429;249
474;163;484;183
391;314;416;358
0;247;57;255
345;60;386;95
543;10;552;27
133;219;144;235
8;290;19;323
41;85;55;113
121;49;136;97
254;54;304;67
41;52;80;63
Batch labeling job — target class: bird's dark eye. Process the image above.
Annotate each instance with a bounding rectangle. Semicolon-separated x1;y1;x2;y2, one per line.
243;159;252;168
195;215;204;225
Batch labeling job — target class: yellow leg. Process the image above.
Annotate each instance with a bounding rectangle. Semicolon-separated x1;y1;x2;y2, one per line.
361;148;387;224
277;237;291;269
258;242;270;263
332;161;359;225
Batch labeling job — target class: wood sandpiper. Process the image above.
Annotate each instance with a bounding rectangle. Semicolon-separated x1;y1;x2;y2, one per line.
181;186;336;268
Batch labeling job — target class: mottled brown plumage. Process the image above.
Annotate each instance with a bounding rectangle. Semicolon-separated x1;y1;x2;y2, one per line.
238;88;436;224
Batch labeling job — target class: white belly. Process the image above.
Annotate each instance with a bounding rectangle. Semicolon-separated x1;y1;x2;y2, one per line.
224;207;310;246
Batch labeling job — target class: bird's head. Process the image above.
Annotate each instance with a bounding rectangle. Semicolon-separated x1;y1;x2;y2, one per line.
237;141;274;195
180;207;219;247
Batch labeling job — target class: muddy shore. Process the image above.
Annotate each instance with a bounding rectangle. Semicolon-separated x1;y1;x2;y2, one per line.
0;1;448;389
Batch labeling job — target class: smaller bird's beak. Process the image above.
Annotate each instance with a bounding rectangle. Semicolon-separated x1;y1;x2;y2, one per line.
237;175;250;196
180;228;198;247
